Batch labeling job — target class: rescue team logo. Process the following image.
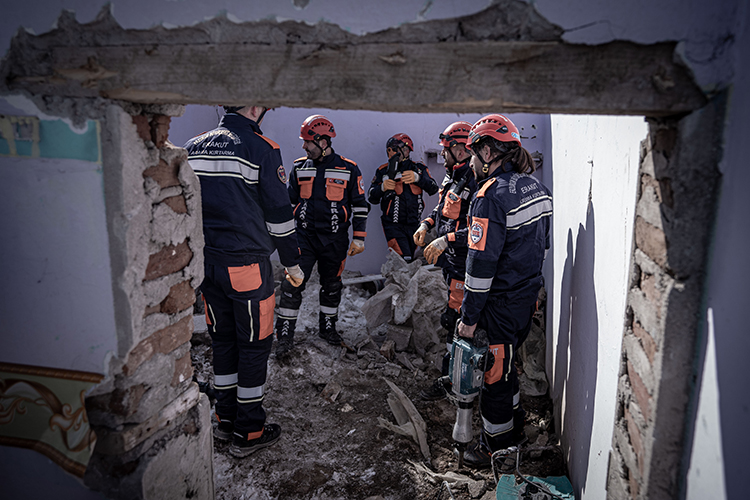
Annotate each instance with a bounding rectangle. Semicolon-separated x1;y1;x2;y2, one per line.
358;177;365;195
469;217;488;251
277;165;287;184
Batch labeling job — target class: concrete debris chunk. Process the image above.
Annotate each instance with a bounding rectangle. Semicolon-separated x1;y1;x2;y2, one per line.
379;339;396;361
379;379;430;460
408;459;471;487
360;283;399;328
386;323;412;351
393;271;419;324
320;381;342;402
383;362;401;378
395;352;416;371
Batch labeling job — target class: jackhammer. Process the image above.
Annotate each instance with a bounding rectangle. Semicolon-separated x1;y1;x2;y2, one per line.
448;328;494;468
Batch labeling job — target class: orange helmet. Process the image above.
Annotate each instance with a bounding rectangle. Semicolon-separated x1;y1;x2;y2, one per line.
386;133;413;152
467;114;521;149
438;121;472;148
300;115;336;141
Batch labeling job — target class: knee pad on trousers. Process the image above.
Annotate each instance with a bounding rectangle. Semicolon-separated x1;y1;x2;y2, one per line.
279;278;304;309
320;279;343;305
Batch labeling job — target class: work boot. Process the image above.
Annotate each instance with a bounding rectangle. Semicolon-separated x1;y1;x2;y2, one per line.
420;376;451;401
461;440;492;469
213;416;234;442
229;424;282;458
318;314;343;345
275;318;295;357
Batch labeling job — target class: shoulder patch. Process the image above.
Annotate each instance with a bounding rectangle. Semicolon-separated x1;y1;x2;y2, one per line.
469;217;489;251
277;165;288;184
256;133;280;150
340;155;358;167
477;178;497;198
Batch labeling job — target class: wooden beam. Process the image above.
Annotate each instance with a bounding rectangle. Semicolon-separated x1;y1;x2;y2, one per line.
1;4;706;116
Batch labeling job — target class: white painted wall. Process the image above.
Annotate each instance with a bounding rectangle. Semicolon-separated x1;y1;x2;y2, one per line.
0;96;117;374
170;107;551;276
549;115;646;498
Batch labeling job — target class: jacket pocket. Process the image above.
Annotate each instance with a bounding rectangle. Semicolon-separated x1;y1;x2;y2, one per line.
298;178;314;199
442;191;462;219
325;178;347;201
228;264;261;292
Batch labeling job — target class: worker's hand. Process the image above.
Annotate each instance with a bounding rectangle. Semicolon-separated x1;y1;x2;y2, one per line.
284;264;305;287
347;239;365;256
423;236;447;265
401;170;420;184
413;223;429;247
457;320;477;339
382;179;396;191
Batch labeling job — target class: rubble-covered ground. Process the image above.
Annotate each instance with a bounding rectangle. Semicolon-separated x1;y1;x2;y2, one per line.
190;264;567;500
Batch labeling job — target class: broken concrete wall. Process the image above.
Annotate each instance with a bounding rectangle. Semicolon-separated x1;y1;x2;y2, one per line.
549;115;646;499
170;107;552;275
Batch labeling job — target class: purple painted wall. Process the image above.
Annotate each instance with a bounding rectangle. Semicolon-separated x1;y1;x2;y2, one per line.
170;106;551;275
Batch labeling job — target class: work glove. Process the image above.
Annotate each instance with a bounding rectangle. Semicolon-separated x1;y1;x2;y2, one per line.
401;170;420;184
284;264;304;287
382;179;396;191
347;239;365;256
413;223;429;247
423;235;447;265
457;319;477;339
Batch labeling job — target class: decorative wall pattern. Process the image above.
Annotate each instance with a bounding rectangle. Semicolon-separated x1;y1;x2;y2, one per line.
0;362;103;477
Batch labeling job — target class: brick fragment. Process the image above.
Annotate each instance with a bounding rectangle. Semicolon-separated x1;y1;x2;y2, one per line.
624;406;644;476
143;159;180;189
161;280;196;314
632;321;657;363
131;115;151;142
635;216;667;267
123;315;193;375
627;360;652;421
172;352;194;387
144;240;192;281
151;115;171;148
163;194;188;214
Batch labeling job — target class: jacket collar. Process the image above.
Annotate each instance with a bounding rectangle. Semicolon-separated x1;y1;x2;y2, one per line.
219;112;262;135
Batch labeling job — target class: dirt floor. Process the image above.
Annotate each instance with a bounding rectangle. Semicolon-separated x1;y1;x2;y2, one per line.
190;277;568;500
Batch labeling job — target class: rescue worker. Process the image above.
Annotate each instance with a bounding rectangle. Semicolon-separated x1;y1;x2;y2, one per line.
456;114;552;467
413;121;477;400
184;105;304;458
368;133;438;262
274;115;369;357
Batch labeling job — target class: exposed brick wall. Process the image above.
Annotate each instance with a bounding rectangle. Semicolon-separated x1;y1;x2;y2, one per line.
607;97;725;499
84;107;212;499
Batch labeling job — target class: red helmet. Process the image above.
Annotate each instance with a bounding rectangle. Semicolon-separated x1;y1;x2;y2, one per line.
300;115;336;140
386;133;413;152
438;121;472;148
467;114;521;148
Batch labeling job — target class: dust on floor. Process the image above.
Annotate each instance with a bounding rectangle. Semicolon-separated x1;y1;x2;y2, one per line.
191;281;567;500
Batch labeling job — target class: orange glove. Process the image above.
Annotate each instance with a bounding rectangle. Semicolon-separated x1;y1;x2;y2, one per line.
382;179;396;191
347;239;365;256
413;223;429;247
423;236;447;265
